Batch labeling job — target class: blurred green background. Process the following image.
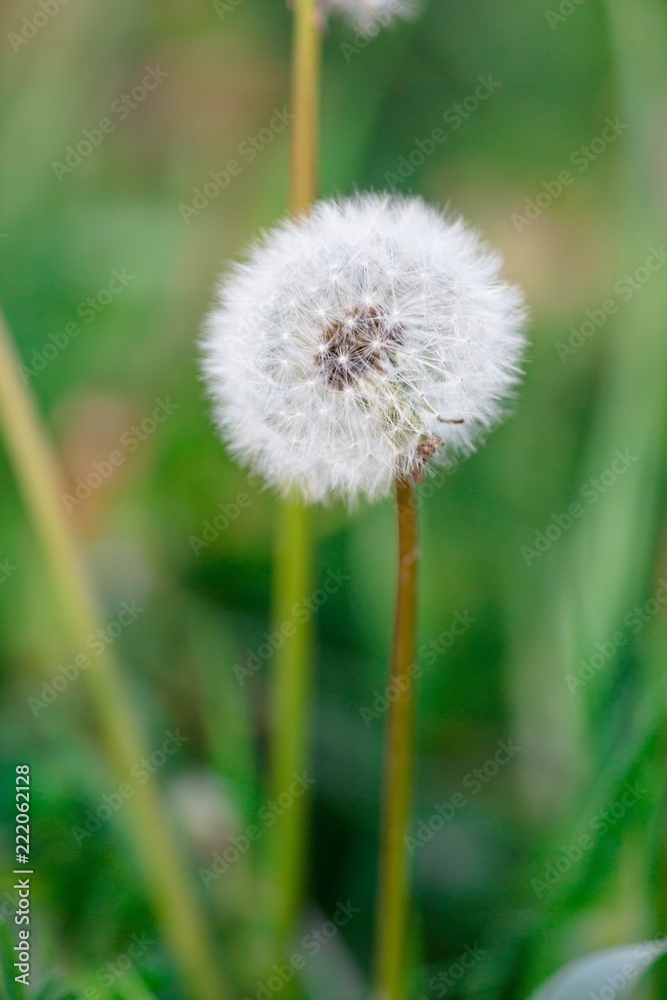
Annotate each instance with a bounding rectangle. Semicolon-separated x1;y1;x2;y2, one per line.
1;0;667;997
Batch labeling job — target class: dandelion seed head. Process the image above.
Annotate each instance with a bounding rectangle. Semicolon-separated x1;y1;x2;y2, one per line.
321;0;418;34
201;193;527;505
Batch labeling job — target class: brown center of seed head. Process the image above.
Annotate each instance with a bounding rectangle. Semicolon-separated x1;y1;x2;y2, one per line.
316;304;403;390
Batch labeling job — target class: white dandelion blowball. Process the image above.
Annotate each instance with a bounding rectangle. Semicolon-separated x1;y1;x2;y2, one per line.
202;193;526;505
320;0;418;34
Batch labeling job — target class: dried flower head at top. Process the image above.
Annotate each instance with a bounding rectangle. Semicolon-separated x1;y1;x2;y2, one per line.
320;0;418;34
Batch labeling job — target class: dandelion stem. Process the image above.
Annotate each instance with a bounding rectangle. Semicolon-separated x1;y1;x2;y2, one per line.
0;310;226;1000
270;498;314;942
375;476;419;1000
290;0;321;213
269;0;322;948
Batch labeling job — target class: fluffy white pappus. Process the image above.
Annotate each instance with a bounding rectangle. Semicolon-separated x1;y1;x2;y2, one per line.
321;0;417;34
201;193;527;505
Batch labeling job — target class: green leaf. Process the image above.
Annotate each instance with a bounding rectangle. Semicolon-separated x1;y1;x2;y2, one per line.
110;972;159;1000
528;941;667;1000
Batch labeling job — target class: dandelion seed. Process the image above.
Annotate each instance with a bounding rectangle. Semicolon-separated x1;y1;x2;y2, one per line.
201;193;527;505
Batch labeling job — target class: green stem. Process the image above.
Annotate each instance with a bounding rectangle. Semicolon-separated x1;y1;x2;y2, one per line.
269;0;322;949
0;311;226;1000
375;477;419;1000
270;499;314;943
